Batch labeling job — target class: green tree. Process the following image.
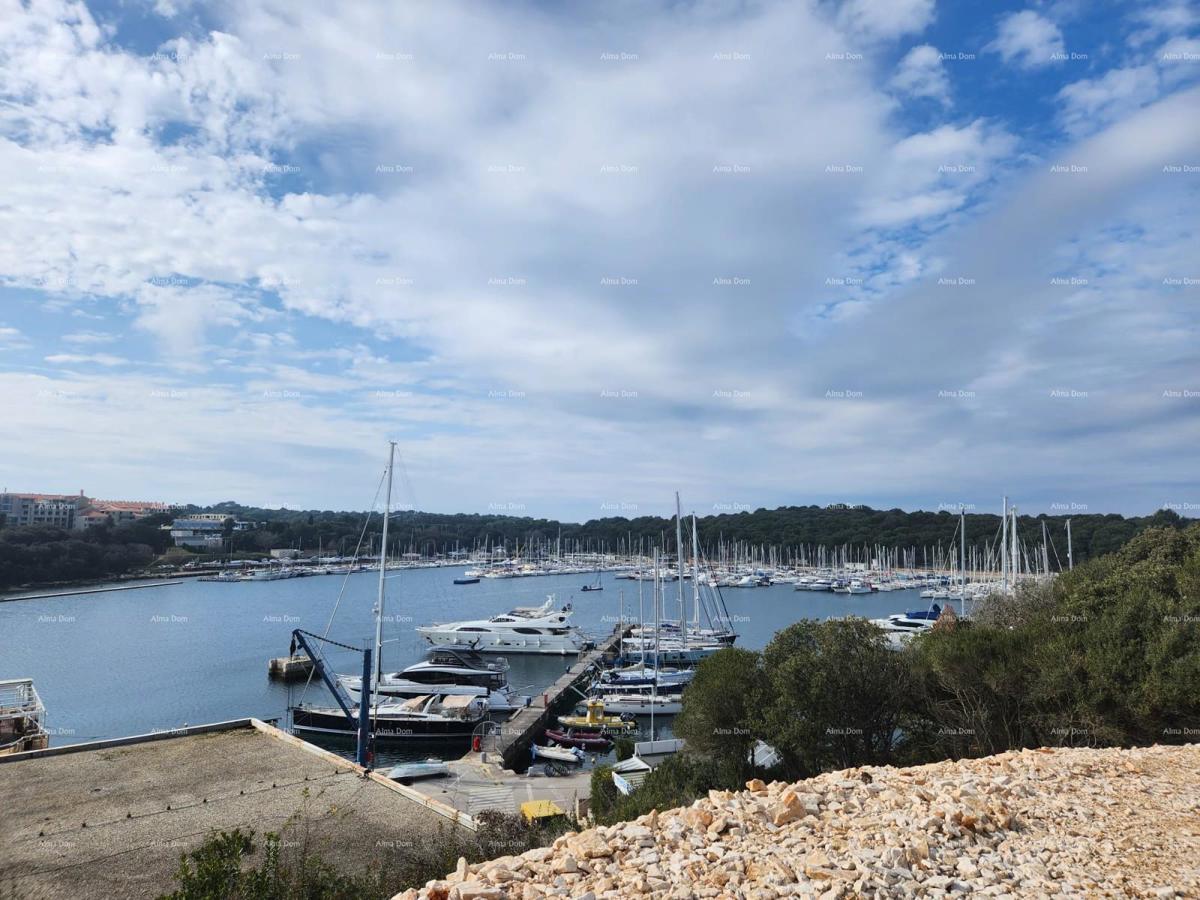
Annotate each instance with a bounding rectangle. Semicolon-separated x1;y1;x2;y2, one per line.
760;618;909;777
674;646;764;779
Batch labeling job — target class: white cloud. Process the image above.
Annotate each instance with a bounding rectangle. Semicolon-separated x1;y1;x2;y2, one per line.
1058;65;1161;136
988;10;1065;69
62;330;116;344
890;44;951;105
0;325;30;348
44;352;127;366
0;1;1197;517
835;0;936;41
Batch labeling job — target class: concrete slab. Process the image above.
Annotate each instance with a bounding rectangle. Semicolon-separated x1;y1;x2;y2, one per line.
0;719;471;900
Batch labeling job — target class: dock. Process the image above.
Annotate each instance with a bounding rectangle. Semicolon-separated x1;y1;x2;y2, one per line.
267;654;316;681
490;625;627;771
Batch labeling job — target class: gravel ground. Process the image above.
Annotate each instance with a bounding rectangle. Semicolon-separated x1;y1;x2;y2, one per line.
393;743;1200;899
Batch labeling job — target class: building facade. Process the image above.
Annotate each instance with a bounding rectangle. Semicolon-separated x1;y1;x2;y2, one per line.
169;514;251;549
0;492;85;528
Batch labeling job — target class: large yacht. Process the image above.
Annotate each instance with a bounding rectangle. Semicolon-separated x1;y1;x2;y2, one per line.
416;595;588;655
338;645;531;711
291;693;487;742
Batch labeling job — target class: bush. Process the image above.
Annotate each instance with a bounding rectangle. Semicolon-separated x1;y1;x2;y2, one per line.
759;618;909;777
673;647;764;780
588;755;747;826
906;525;1200;757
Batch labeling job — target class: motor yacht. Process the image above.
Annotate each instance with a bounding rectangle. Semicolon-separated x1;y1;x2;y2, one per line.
338;645;531;712
416;595;587;655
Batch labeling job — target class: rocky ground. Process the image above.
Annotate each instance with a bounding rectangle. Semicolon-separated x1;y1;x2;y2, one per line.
393;744;1200;899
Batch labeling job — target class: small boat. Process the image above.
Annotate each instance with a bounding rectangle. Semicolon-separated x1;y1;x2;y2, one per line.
386;759;450;782
580;584;603;592
531;743;586;765
199;570;244;582
543;728;613;752
453;576;481;585
592;693;683;715
557;699;636;732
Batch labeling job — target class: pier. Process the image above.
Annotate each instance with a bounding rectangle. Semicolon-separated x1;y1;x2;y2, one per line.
0;579;185;602
267;654;316;681
490;624;627;771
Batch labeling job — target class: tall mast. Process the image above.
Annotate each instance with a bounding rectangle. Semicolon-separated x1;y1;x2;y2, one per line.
1066;519;1073;570
374;441;396;689
1001;496;1008;592
1041;520;1049;576
675;492;685;628
691;512;701;630
651;548;660;740
1010;505;1019;583
959;508;966;615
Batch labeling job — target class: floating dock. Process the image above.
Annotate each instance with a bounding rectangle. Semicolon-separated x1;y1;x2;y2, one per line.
267;654;316;681
490;624;627;771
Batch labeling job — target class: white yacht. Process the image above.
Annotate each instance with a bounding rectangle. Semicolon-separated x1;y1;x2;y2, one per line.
416;596;587;655
338;645;531;712
870;604;942;647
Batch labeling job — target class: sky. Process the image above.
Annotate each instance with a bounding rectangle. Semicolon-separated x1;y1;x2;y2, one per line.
0;0;1198;523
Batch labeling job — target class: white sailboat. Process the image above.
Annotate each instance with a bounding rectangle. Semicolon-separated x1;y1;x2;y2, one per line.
290;443;489;743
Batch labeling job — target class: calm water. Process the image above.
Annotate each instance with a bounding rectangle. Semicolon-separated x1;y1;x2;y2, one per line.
0;568;929;757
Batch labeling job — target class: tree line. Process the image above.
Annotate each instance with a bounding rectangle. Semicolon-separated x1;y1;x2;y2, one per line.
0;501;1192;590
195;501;1190;566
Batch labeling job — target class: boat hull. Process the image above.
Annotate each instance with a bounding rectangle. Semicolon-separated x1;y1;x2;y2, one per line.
290;707;481;742
418;630;584;655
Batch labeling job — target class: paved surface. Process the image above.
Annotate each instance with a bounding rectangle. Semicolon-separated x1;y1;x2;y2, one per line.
406;756;597;821
0;722;468;899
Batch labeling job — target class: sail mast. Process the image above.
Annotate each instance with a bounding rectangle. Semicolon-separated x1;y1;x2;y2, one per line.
1001;496;1008;592
691;511;701;630
675;492;685;629
374;441;396;689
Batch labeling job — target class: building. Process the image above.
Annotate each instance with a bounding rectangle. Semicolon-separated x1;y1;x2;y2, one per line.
0;492;177;531
0;492;85;528
169;514;251;549
75;499;176;530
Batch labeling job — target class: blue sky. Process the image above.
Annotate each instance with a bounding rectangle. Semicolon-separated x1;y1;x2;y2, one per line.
1;0;1198;521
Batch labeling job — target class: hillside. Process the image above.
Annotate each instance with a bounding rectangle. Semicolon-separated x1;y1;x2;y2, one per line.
394;744;1199;899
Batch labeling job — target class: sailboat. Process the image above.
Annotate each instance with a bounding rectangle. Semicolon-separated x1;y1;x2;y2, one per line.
580;568;604;592
289;443;489;744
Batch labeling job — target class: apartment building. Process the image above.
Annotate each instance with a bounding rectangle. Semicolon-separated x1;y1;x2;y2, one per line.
0;492;85;528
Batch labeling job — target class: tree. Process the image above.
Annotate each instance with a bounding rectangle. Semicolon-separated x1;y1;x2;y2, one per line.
674;647;764;779
760;618;909;777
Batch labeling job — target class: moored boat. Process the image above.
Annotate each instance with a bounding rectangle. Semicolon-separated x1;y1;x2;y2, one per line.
543;728;613;752
417;596;587;655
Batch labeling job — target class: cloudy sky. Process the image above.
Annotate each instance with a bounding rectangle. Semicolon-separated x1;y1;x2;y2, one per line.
1;0;1197;521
